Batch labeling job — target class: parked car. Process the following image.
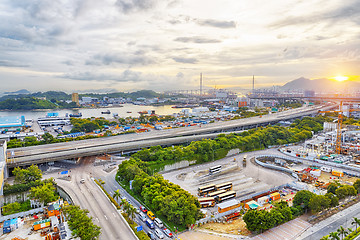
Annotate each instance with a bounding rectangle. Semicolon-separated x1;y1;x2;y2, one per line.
163;228;173;238
154;228;164;239
140;206;147;213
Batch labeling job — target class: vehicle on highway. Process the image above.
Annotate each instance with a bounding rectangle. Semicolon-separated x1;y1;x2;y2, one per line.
147;231;156;240
80;179;85;184
163;228;173;238
139;212;147;222
134;207;140;214
145;219;154;229
140;206;148;213
147;210;155;220
154;218;163;228
155;228;165;239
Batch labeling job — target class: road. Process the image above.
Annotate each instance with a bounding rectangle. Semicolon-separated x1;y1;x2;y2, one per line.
55;160;137;240
100;167;175;240
297;200;360;240
8;104;335;166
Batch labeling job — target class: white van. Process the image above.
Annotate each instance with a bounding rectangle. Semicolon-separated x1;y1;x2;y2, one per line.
154;228;164;239
80;179;85;184
139;212;147;222
154;218;164;228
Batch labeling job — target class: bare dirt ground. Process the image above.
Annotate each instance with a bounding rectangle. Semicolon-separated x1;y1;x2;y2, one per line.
199;218;251;236
179;231;237;240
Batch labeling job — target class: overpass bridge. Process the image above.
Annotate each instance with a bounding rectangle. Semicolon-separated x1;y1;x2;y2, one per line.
6;104;335;168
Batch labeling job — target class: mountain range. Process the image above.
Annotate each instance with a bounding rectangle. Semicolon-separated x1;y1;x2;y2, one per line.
281;77;360;92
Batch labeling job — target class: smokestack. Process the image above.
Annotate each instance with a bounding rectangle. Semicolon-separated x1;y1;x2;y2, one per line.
252;75;255;93
200;73;203;97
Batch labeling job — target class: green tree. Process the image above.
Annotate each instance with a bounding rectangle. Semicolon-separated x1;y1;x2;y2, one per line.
293;190;315;212
112;189;121;204
42;132;55;143
29;182;57;206
309;195;330;213
353;179;360;192
2;202;21;216
352;217;360;233
325;192;339;207
327;183;339;194
63;205;101;240
13;165;42;184
320;236;330;240
329;231;340;240
337;226;348;240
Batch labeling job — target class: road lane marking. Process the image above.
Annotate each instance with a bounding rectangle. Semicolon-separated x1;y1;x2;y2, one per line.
104;215;108;220
96;218;99;222
113;213;116;217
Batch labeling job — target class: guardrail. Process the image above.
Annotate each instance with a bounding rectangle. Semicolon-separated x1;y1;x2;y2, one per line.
256;154;360;177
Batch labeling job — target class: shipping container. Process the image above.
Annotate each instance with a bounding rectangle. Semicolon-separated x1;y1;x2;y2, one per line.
33;219;51;231
332;170;344;177
217;199;240;213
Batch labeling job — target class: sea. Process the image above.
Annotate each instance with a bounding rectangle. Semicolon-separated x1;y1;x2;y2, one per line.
0;104;188;120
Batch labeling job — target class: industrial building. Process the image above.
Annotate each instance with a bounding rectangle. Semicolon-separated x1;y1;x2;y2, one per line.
0;116;25;130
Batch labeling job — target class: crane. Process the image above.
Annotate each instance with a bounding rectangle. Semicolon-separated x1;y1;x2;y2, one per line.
319;101;360;154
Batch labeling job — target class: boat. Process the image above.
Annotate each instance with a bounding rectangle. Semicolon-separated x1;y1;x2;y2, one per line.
113;113;118;117
126;111;132;113
101;110;111;114
138;111;148;114
69;113;82;118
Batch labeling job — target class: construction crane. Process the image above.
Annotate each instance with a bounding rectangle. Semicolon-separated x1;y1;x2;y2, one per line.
319;101;360;154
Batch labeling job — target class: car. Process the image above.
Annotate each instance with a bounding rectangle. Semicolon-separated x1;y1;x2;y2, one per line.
80;179;85;184
147;231;156;240
134;207;140;214
163;228;173;238
145;219;154;229
154;228;164;239
139;212;147;222
140;206;147;213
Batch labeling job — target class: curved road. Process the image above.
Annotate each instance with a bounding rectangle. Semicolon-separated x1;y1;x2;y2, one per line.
56;161;137;240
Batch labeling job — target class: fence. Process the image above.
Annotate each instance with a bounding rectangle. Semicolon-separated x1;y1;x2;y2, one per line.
0;207;44;222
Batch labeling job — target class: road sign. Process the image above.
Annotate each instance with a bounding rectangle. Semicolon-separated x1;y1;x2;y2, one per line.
61;170;69;175
136;225;143;232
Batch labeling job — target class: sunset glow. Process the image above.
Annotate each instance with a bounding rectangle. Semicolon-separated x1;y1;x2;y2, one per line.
332;76;349;82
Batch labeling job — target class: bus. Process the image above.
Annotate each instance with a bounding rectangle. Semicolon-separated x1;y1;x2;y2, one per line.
198;197;215;208
208;190;227;198
198;184;216;196
215;191;236;203
209;165;222;175
215;182;233;191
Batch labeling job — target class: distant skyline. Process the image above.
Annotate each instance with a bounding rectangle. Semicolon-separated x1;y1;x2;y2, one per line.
0;0;359;92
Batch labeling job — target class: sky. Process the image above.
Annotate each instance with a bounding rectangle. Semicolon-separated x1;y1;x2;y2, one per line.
0;0;359;93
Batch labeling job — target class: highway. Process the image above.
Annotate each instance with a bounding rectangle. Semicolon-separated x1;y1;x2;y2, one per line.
101;167;174;240
7;104;336;167
55;161;137;240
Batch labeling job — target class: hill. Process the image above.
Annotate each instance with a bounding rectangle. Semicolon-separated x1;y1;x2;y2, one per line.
281;77;360;92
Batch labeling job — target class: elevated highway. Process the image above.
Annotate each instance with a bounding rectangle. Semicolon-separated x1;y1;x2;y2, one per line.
7;104;335;167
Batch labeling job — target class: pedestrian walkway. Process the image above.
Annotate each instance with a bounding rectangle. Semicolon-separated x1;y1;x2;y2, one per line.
251;218;311;240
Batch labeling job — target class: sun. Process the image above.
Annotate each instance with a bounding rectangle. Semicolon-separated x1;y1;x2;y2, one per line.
332;76;349;81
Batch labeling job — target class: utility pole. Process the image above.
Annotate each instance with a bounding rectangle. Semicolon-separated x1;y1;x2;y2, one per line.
252;75;255;94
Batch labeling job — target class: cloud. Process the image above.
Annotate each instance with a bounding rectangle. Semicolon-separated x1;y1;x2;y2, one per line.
115;0;157;13
0;60;30;68
86;53;154;66
196;19;236;28
172;57;198;64
174;37;221;44
269;1;360;28
58;69;142;82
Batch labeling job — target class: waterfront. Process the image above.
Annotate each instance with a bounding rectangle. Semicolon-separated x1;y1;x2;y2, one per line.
0;104;188;120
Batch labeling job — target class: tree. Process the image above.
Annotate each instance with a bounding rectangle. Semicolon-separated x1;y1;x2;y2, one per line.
320;236;330;240
293;190;315;212
309;195;330;213
325;192;339;207
64;205;101;240
42;132;55;143
352;217;360;233
329;231;340;240
113;189;121;204
13;165;42;184
327;183;339;194
29;182;57;206
337;226;348;240
353;179;360;192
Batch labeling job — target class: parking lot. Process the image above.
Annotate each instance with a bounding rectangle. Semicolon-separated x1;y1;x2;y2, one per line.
162;152;294;214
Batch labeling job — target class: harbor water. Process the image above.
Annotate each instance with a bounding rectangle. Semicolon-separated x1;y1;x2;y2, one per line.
0;104;188;120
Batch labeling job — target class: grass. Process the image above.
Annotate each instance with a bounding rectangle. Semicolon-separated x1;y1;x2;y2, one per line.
122;212;150;240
